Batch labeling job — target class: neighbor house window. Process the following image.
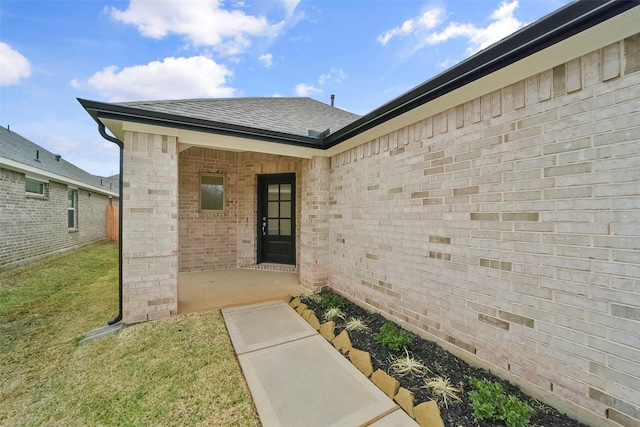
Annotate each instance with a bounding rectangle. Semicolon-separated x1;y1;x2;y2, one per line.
25;178;44;195
68;189;77;229
200;175;224;211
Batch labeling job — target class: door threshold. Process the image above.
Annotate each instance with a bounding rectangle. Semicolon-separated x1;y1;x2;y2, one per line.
244;264;297;272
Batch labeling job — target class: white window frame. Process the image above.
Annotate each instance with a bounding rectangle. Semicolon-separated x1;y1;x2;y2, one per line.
68;188;77;230
200;174;225;212
25;176;48;198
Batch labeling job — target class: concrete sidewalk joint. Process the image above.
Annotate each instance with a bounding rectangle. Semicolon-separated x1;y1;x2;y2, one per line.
223;300;418;426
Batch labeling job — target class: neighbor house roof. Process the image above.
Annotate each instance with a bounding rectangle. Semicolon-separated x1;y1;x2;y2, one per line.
0;125;119;197
79;0;639;157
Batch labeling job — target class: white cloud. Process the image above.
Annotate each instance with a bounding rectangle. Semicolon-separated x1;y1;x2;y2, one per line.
438;57;455;69
0;43;32;86
318;68;347;85
71;56;235;101
295;83;321;97
54;137;120;177
259;53;274;68
426;1;524;54
107;0;284;56
18;119;121;177
379;1;526;59
47;135;80;152
378;7;445;45
282;0;301;16
294;67;346;99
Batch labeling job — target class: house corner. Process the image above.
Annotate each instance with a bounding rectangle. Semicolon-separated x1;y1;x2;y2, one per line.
121;131;179;323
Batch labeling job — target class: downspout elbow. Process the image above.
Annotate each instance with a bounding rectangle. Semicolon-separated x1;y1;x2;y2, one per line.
98;123;124;326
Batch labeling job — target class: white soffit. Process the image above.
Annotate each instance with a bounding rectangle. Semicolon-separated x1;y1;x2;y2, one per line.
102;118;124;141
115;121;326;159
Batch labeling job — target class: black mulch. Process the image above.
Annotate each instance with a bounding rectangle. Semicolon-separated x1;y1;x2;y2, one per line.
300;292;588;427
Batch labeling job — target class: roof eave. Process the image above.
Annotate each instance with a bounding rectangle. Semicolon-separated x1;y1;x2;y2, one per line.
0;155;120;198
77;98;325;149
324;0;638;148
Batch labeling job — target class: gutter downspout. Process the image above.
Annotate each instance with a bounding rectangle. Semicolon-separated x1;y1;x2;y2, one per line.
98;123;124;326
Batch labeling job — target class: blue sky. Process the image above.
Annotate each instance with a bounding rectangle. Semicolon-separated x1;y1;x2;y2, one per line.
1;0;570;177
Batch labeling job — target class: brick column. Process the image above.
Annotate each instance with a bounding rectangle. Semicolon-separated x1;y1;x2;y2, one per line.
299;156;330;289
121;131;178;323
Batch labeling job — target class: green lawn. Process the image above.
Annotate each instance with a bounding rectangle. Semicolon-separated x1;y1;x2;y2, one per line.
0;242;259;426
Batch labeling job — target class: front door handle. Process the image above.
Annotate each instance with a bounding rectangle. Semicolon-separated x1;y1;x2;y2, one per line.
262;217;267;236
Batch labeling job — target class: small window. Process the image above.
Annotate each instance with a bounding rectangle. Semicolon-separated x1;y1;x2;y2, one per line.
68;189;77;229
200;175;224;211
26;178;44;195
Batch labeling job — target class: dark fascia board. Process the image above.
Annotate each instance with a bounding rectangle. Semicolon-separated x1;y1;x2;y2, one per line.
77;98;326;149
79;1;638;151
323;0;639;148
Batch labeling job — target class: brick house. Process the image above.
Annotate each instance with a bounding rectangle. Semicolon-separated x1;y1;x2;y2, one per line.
80;2;639;427
0;126;119;271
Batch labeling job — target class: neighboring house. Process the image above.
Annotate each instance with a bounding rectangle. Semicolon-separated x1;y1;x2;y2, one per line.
80;2;639;427
0;126;119;271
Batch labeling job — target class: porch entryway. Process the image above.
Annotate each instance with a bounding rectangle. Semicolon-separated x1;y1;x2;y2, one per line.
178;268;304;313
257;173;296;265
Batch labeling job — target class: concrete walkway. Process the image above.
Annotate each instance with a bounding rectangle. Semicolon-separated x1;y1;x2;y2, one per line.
222;300;418;427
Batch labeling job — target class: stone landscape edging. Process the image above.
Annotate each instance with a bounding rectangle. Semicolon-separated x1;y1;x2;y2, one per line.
288;295;445;427
318;290;600;427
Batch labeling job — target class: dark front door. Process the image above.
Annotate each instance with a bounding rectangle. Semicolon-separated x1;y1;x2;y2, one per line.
257;174;295;265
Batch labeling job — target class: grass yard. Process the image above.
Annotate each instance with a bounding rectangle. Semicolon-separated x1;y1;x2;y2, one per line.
0;242;260;426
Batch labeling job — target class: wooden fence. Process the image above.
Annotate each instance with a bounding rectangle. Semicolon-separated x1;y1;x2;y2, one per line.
106;205;119;242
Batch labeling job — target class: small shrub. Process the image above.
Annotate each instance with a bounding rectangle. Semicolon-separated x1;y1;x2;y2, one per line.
299;291;321;304
376;322;414;351
319;293;344;309
469;377;504;420
345;317;369;332
469;377;534;427
425;376;462;408
530;398;550;414
389;348;430;377
501;395;535;427
323;307;346;322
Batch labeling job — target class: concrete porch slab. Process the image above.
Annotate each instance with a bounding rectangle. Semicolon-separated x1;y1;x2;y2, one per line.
223;301;418;427
179;268;304;313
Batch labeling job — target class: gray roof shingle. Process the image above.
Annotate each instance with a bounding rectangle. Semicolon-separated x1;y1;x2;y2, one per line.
117;97;360;137
0;125;119;194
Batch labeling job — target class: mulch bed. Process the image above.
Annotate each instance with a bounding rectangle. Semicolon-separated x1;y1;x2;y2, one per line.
301;291;588;427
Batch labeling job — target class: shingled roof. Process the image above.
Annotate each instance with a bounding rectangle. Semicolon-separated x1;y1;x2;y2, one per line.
117;97;361;137
0;125;119;195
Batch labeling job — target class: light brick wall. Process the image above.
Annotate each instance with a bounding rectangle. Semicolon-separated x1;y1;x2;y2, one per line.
179;148;238;271
0;167;115;271
122;132;179;323
299;156;331;289
178;147;305;272
328;34;640;426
